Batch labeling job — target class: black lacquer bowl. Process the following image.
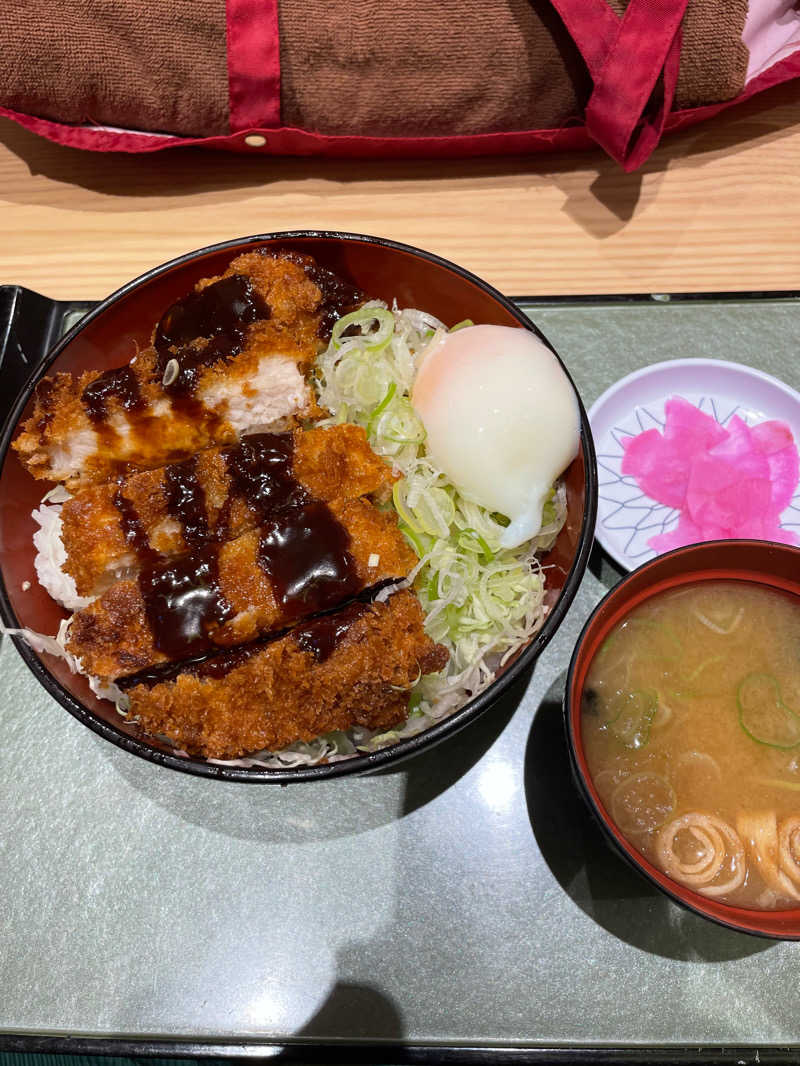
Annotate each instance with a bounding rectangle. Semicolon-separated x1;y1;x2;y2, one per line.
0;232;597;781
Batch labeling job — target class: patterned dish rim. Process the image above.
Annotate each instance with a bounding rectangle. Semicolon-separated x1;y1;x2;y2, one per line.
588;357;800;572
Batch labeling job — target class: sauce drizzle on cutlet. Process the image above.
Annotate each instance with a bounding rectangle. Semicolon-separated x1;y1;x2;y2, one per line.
137;546;234;660
112;455;210;573
154;274;270;399
225;432;361;618
74;264;371;670
81;366;145;423
112;458;225;658
258;500;361;619
117;431;360;663
113;488;157;562
293;600;369;662
163;456;210;547
117;588;392;690
223;433;306;518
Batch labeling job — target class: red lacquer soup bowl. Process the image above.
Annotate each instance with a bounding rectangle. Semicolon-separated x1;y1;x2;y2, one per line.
0;232;597;782
565;539;800;938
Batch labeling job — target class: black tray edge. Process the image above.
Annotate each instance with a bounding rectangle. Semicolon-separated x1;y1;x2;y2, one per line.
0;1034;792;1064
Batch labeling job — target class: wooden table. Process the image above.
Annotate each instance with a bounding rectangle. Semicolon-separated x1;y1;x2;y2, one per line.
1;80;799;302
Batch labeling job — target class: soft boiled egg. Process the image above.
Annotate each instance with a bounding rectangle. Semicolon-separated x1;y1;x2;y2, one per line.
411;324;580;549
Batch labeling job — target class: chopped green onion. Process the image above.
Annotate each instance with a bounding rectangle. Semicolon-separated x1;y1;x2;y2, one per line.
459;527;494;565
751;777;800;792
669;688;697;701
392;480;419;532
737;673;800;749
331;307;395;352
407;692;424;716
449;319;474;332
366;382;397;437
602;689;659;749
596;632;620;663
681;655;725;684
398;522;427;558
313;300;567;751
623;619;682;660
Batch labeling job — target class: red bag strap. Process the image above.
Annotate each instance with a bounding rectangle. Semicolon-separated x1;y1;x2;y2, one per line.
550;0;690;170
226;0;281;131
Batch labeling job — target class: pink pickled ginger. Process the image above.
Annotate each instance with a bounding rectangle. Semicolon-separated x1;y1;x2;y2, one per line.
621;396;799;552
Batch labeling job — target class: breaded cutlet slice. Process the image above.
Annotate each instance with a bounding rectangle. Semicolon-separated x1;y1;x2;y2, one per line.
205;249;323;348
13;252;330;487
67;497;418;681
59;425;395;597
124;589;448;760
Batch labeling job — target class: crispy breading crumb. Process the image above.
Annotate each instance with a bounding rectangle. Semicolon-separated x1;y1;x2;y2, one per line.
127;590;448;759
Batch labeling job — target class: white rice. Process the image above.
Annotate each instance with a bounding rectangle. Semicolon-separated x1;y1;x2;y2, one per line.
32;501;94;612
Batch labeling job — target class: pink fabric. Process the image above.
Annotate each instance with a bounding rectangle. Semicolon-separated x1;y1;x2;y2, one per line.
226;0;280;130
744;0;800;80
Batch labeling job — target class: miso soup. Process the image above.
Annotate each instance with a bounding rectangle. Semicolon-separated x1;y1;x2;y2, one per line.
582;580;800;910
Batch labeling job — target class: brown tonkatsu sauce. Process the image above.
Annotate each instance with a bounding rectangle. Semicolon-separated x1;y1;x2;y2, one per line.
137;546;234;661
223;432;305;518
77;264;351;436
163;456;210;547
114;476;232;659
154;274;270;398
156;275;267;350
74;262;376;671
117;586;395;690
257;500;360;619
226;433;360;617
81;366;145;423
311;266;365;339
109;430;362;664
75;274;272;458
293;599;369;662
112;487;157;563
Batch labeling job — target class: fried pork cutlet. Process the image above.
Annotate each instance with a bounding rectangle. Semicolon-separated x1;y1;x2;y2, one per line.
67;497;418;681
12;251;349;487
123;590;448;760
58;425;395;598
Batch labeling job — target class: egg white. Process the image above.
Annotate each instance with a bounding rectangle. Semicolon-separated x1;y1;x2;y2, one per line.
411;325;580;548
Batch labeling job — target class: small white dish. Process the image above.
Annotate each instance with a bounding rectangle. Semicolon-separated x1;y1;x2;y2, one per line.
588;358;800;571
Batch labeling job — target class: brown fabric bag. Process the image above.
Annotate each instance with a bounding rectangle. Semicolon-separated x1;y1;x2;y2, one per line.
0;0;771;167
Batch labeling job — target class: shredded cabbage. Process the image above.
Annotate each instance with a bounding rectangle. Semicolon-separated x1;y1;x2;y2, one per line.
311;302;567;749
